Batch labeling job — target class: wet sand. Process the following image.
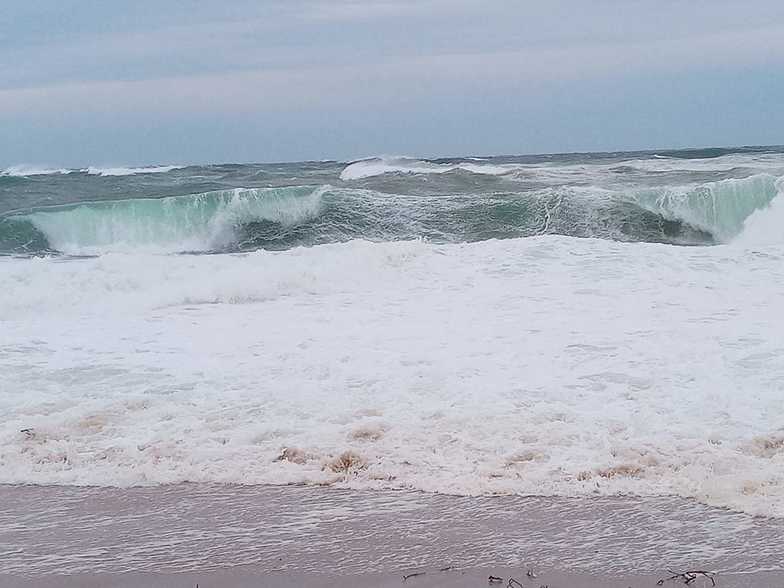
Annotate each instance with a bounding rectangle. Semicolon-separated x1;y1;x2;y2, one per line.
5;567;784;588
1;484;782;587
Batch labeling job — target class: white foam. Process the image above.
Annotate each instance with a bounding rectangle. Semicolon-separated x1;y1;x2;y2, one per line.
82;165;183;177
734;177;784;247
2;234;784;517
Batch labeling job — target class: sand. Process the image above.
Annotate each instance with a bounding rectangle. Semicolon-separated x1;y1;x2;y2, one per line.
1;484;782;587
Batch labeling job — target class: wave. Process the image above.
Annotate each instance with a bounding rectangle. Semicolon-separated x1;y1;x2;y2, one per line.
735;176;784;247
618;153;784;175
82;165;183;177
1;174;780;255
341;154;784;185
1;164;183;178
1;165;72;177
629;173;781;242
0;186;325;255
340;156;514;180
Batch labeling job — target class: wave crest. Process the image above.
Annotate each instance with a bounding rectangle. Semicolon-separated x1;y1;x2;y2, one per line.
630;173;781;242
1;186;325;255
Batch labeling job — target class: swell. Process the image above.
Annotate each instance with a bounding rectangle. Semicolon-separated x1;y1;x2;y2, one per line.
0;174;780;255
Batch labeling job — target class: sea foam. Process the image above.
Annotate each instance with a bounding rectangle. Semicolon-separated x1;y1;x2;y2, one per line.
1;225;783;516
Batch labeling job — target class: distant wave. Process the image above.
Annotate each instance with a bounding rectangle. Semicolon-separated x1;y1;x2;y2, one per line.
82;165;183;177
1;164;183;178
341;153;784;183
0;165;72;177
340;156;515;180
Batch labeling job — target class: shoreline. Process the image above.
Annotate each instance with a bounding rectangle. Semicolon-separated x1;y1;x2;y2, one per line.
2;483;782;586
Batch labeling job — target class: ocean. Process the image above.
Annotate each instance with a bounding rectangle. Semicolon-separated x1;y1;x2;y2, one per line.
1;146;783;521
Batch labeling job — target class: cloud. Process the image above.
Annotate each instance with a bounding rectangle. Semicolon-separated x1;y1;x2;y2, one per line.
4;0;784;94
2;18;783;119
299;0;462;22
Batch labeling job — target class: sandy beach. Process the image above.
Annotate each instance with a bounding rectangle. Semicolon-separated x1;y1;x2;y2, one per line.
2;484;782;587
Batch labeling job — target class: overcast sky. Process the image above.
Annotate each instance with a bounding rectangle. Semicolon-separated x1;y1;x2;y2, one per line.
2;0;783;166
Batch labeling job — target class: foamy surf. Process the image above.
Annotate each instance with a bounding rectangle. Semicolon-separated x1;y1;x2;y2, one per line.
2;230;784;516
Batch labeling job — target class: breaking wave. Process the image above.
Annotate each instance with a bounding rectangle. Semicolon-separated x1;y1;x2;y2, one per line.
0;174;780;255
734;176;784;247
629;174;781;241
0;186;326;255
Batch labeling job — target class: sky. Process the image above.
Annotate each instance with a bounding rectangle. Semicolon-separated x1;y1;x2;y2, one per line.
2;0;784;166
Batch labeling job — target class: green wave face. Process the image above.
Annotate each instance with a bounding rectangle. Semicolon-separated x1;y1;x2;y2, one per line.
0;174;780;255
1;186;324;255
630;174;781;241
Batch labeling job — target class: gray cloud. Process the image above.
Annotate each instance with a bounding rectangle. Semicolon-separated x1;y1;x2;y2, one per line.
3;18;782;115
4;0;783;90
